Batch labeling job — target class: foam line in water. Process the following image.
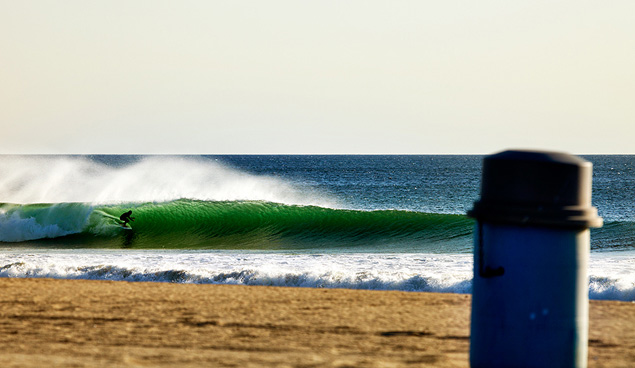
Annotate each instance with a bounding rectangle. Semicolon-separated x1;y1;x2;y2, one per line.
1;251;632;301
588;251;635;301
0;251;474;293
0;156;336;207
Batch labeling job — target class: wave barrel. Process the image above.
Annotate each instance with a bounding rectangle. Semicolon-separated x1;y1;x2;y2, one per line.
467;150;603;368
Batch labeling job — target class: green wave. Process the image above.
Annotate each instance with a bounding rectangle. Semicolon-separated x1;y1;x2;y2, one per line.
1;199;475;251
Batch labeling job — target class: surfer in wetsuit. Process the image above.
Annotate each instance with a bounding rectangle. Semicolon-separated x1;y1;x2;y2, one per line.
119;210;135;226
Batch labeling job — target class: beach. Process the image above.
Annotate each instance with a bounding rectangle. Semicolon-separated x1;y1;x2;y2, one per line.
0;278;633;367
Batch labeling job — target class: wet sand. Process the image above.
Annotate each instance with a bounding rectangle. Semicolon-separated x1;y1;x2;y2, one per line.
0;278;633;367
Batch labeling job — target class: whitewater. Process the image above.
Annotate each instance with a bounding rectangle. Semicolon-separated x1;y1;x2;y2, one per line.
1;155;634;301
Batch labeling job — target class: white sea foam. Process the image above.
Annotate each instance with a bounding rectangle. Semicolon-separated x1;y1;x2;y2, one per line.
588;251;635;301
0;250;633;301
0;212;73;242
0;250;473;293
0;156;336;207
0;203;94;242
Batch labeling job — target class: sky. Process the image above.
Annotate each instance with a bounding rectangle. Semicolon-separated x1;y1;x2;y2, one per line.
1;1;633;154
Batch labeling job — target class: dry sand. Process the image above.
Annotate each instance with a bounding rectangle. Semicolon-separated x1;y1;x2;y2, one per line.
0;278;633;367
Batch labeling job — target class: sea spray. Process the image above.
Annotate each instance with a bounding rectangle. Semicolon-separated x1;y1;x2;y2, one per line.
0;155;337;207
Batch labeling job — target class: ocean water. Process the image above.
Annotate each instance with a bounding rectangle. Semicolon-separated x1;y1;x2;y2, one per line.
0;155;633;301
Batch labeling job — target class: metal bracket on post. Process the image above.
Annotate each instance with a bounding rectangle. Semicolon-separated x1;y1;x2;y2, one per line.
477;222;505;278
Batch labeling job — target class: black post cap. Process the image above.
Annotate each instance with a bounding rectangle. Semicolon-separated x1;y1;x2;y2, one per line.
468;150;603;229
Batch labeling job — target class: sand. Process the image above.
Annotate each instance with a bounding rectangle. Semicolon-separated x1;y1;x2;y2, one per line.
0;278;633;367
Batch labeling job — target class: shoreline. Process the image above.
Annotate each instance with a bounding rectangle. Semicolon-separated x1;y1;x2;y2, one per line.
0;278;633;367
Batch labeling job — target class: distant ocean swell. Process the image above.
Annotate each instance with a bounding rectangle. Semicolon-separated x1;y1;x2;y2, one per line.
0;199;474;250
590;220;635;250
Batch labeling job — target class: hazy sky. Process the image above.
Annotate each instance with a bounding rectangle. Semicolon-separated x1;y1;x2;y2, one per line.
1;1;633;154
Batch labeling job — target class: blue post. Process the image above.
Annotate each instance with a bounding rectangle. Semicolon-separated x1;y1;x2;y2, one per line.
468;150;602;368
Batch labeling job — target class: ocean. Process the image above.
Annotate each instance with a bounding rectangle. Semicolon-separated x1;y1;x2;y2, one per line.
0;155;633;301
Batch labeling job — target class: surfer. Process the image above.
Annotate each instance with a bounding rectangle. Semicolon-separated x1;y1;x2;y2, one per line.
119;210;135;227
